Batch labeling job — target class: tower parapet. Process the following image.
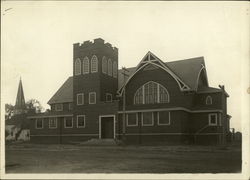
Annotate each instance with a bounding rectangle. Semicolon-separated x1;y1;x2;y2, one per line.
73;38;118;54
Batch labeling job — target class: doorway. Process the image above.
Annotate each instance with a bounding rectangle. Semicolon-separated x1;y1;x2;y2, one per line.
99;115;115;139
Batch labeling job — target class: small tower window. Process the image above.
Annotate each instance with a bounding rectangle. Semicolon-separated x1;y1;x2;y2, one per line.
74;58;81;75
113;61;117;78
108;59;112;76
106;93;112;102
206;96;212;105
89;92;96;104
83;57;89;74
102;56;107;74
91;55;98;73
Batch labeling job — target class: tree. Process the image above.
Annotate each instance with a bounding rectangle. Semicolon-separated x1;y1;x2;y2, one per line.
5;104;14;120
5;99;44;120
26;99;44;113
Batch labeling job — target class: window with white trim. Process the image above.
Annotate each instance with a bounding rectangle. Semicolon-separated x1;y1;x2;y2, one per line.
142;112;154;126
77;115;85;128
77;93;84;105
113;61;117;78
134;81;169;104
157;111;170;125
126;113;138;127
106;93;112;102
91;55;98;73
209;113;217;126
102;56;107;74
206;96;212;105
108;59;112;76
49;117;57;128
83;57;89;74
74;58;81;75
64;117;73;128
36;119;43;129
55;104;63;111
89;92;96;104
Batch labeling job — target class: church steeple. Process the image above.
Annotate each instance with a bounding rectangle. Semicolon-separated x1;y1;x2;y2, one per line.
14;77;26;114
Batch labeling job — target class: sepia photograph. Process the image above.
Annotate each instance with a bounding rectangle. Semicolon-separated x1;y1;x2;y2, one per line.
1;1;249;179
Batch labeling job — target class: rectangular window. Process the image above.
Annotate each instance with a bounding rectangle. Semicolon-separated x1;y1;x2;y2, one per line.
55;104;63;111
89;92;96;104
209;113;217;126
36;119;43;129
106;93;112;102
64;117;73;128
69;103;73;110
126;113;138;127
49;117;57;128
77;93;84;105
77;115;85;128
157;111;171;125
142;112;154;126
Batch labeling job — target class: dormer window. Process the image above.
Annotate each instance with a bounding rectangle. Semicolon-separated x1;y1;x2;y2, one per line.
206;96;212;105
55;104;63;111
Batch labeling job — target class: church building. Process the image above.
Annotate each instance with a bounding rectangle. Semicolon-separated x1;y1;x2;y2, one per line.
27;38;230;145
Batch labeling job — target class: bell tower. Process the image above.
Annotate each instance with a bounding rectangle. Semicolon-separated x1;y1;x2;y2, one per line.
73;38;118;111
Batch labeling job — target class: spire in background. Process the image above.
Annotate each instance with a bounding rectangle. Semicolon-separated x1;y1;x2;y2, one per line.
14;77;26;114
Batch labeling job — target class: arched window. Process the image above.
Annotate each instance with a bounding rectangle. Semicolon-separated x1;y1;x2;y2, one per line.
206;96;212;105
102;56;107;74
91;55;98;73
74;58;81;75
83;57;89;74
134;81;169;104
108;59;112;76
113;61;117;78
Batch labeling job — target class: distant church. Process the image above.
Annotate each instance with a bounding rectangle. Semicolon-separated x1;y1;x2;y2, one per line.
27;38;231;145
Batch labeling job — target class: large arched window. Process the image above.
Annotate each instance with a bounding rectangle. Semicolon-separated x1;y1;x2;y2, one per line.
74;58;81;75
91;55;98;73
206;95;212;105
83;57;89;74
108;59;112;76
102;56;107;74
134;81;169;104
113;61;117;78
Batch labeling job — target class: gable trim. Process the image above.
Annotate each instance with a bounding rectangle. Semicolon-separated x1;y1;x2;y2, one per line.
118;51;191;95
196;65;209;91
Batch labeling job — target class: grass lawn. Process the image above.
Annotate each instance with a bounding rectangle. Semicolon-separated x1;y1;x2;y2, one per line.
5;143;241;173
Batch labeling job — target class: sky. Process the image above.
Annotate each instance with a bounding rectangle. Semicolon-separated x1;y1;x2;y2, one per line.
1;1;249;132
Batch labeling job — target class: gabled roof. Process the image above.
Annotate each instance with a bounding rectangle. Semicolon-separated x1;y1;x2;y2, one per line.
47;54;211;104
167;57;207;90
47;77;73;104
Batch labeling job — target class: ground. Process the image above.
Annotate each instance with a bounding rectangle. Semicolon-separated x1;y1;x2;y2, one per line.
5;142;241;173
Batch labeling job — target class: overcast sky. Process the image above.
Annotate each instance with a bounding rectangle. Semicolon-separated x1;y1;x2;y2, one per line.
1;1;249;132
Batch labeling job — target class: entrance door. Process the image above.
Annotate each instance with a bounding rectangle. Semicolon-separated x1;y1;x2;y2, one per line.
101;116;114;139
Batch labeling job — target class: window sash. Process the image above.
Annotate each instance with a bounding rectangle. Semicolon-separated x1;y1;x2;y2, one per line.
77;93;84;105
64;117;73;128
55;104;63;111
36;119;43;129
142;112;154;126
209;113;217;126
74;58;81;75
126;113;138;126
91;55;98;73
77;115;85;128
49;118;57;128
83;57;89;74
157;111;170;125
89;92;96;104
